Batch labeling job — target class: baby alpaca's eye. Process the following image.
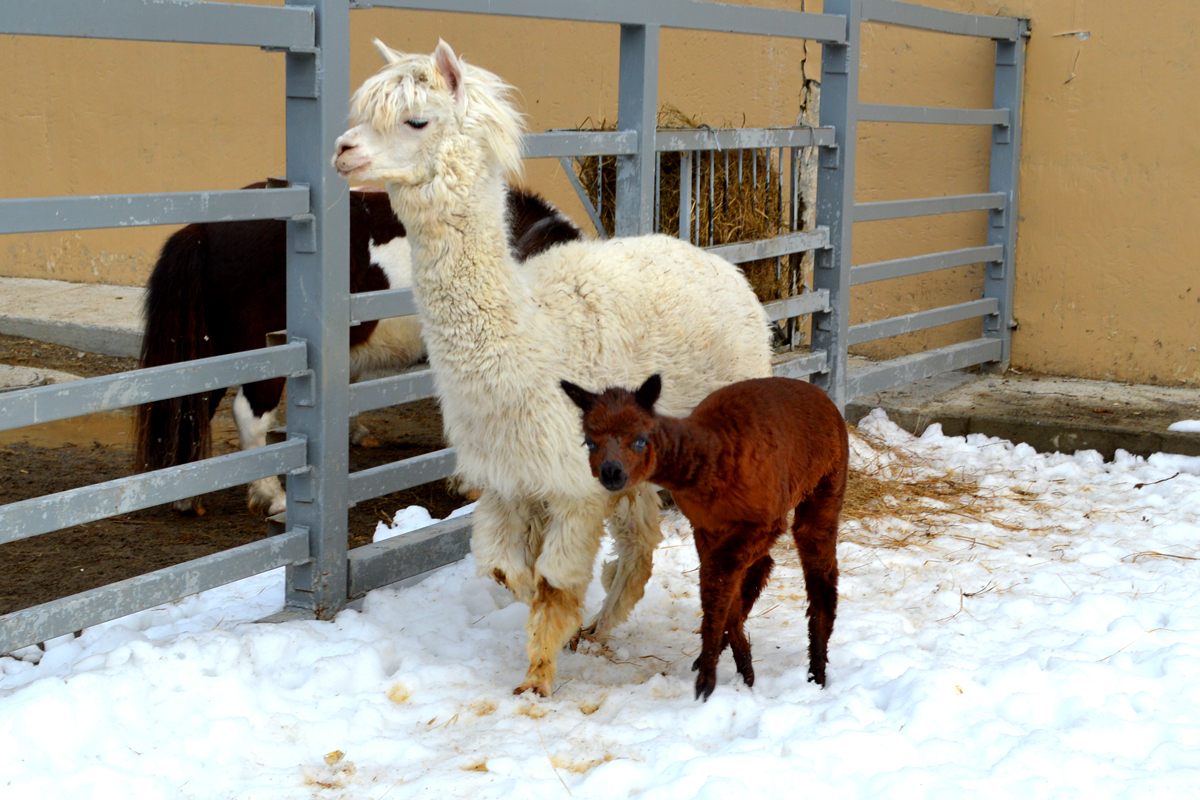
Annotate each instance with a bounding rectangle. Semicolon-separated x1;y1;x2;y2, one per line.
405;119;429;130
584;438;598;453
631;436;648;452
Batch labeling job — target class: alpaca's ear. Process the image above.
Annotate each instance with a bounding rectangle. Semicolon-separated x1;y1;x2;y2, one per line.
635;374;662;411
560;380;597;414
433;39;467;113
373;39;402;66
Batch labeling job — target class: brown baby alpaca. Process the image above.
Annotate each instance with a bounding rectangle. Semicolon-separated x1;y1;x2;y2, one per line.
562;374;848;701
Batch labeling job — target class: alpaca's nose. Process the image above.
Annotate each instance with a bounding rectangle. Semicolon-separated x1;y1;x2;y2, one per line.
599;461;627;492
336;140;355;157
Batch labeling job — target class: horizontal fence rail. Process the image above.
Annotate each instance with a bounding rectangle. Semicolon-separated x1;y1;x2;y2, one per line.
655;126;835;152
523;130;639;159
847;297;998;346
706;229;829;264
0;187;310;235
0;439;307;545
847;337;1003;399
349;368;436;416
851;244;1003;285
0;529;310;656
349;448;457;506
351;0;849;43
0;343;307;432
350;288;419;324
857;103;1009;127
347;515;472;601
0;0;316;49
854;192;1006;223
861;0;1021;40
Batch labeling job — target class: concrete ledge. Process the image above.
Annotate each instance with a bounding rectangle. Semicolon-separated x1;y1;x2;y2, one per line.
0;277;143;358
848;371;1200;460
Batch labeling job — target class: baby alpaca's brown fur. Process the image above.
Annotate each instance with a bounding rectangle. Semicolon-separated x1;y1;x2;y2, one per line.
562;375;848;700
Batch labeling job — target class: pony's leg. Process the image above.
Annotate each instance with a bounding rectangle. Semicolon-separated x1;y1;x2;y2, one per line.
726;553;774;689
578;484;661;643
792;472;843;687
170;388;225;516
233;381;287;516
515;495;606;697
472;489;543;606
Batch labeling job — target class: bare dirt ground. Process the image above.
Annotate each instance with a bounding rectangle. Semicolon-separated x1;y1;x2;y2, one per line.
0;333;466;617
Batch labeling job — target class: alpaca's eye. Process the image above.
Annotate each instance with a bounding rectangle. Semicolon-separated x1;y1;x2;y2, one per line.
584;438;598;453
631;436;648;452
405;119;429;130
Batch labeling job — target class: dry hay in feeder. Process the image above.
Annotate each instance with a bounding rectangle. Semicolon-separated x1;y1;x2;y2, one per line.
571;105;805;305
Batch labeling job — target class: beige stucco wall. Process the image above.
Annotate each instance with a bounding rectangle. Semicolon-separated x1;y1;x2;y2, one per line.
2;0;1198;386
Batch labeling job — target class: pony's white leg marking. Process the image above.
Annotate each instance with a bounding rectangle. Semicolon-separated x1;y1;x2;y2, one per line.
472;490;543;605
233;388;286;516
581;485;663;642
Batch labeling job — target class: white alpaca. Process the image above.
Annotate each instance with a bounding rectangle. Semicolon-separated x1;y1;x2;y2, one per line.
333;40;773;696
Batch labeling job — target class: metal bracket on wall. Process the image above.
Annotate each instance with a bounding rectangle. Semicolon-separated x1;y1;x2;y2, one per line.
286;50;321;99
290;211;317;253
288;465;316;504
819;140;840;170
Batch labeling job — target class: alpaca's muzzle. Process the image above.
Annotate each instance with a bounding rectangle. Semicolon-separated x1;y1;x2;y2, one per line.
599;461;627;492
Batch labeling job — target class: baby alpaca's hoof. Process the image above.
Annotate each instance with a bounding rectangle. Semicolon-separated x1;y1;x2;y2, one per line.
514;680;551;698
694;668;717;702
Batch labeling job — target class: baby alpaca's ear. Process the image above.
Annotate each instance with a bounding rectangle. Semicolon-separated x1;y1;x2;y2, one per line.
560;380;598;414
635;374;662;411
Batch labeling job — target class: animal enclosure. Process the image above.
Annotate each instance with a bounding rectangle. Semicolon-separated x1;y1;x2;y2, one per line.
0;0;1026;654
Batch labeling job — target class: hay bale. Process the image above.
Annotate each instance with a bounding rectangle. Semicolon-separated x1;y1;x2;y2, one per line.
572;106;803;305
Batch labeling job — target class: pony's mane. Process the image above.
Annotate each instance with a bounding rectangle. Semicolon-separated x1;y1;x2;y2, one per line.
350;46;526;182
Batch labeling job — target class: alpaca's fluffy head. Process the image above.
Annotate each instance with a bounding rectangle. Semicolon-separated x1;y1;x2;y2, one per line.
333;40;524;188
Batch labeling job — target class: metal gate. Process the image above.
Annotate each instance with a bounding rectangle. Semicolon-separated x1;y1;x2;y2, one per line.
0;0;1026;653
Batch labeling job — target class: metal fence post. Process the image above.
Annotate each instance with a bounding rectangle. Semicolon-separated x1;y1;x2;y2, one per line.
283;0;352;618
983;19;1028;371
615;23;660;237
812;0;861;411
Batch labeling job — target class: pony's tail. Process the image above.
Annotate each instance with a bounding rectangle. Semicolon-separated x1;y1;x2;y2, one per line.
133;225;217;474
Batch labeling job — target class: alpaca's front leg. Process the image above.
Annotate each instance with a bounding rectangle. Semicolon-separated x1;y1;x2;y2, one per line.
471;490;544;605
580;485;662;642
515;497;605;697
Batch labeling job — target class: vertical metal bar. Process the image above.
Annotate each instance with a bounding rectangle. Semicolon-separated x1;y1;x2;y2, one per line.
776;146;785;281
284;0;351;617
700;149;710;244
601;156;607;227
812;0;861;409
679;152;692;241
655;151;662;232
983;19;1028;371
615;24;660;237
694;151;702;245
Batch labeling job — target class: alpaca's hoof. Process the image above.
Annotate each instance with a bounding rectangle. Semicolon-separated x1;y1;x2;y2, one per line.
694;668;717;702
737;664;755;688
691;656;700;672
514;680;551;698
808;666;827;687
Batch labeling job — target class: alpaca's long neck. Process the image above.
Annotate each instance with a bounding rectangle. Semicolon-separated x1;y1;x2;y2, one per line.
648;416;722;494
386;162;534;381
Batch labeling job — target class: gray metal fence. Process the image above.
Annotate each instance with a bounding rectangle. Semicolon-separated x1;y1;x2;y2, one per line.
0;0;1026;653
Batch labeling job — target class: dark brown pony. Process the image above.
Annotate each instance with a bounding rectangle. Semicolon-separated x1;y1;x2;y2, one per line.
562;374;848;701
135;182;580;516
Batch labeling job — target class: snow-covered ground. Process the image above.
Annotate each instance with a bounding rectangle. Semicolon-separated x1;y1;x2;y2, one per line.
4;411;1200;799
